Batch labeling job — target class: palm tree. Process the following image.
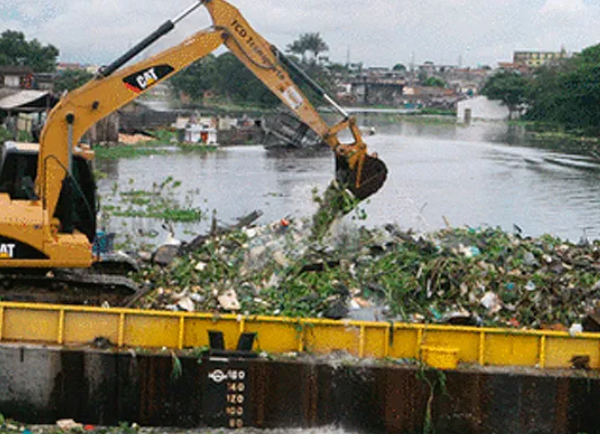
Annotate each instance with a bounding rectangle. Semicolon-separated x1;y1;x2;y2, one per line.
303;33;329;61
286;33;329;64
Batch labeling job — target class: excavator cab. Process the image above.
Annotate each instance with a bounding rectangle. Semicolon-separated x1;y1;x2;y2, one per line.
0;142;97;242
0;142;39;200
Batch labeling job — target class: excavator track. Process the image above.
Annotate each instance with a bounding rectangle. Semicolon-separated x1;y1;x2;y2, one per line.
0;268;140;306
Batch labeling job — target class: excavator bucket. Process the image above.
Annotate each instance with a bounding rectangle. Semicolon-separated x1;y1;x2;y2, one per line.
336;154;388;200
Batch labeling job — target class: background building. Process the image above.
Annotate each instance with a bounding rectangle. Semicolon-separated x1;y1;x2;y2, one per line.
513;50;568;68
457;96;510;123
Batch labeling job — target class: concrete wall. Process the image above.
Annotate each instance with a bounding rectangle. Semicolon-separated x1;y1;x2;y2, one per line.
457;96;510;122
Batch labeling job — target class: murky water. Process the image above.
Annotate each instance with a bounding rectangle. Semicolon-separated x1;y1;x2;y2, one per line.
97;119;600;244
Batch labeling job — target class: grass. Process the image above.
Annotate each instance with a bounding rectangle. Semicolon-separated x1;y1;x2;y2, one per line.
92;141;217;161
93;129;219;161
419;107;457;116
508;120;600;144
92;145;170;160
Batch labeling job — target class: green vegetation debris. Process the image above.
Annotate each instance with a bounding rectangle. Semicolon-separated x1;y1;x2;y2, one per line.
103;177;205;224
132;216;600;330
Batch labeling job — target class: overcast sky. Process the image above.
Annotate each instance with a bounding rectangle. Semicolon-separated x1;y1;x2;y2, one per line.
0;0;597;68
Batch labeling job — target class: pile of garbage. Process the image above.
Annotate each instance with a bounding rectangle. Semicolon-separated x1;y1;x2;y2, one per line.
133;218;600;330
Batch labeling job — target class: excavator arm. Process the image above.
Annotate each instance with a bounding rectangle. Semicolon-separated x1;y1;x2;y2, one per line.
39;0;387;222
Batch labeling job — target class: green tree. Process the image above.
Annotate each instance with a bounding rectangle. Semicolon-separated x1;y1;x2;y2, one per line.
169;54;218;100
326;62;349;75
525;44;600;128
169;44;336;109
481;71;528;119
286;33;329;63
393;63;407;71
54;69;94;92
212;53;280;107
169;52;280;108
422;76;446;87
0;30;59;72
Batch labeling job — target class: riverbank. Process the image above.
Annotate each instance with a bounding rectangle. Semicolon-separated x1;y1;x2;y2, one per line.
509;120;600;149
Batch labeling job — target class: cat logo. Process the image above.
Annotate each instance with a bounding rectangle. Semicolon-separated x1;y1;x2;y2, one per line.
123;64;175;93
136;68;158;90
0;243;16;259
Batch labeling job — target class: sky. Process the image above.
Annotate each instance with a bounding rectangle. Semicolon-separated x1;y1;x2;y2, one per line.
0;0;598;68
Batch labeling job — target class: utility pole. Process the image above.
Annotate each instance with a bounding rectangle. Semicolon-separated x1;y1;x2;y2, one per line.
346;45;351;68
409;51;415;87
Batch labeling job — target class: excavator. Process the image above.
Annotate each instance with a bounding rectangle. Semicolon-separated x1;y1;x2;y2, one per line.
0;0;387;304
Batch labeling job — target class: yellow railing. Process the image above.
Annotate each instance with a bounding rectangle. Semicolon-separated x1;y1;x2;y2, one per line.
1;301;598;370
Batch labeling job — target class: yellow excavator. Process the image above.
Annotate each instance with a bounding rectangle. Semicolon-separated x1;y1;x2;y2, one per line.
0;0;387;301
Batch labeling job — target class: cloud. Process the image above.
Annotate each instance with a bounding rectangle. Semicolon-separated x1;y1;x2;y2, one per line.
540;0;586;16
1;0;600;68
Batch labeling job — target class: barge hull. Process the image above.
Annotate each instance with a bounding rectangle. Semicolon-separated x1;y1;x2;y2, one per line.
1;344;599;434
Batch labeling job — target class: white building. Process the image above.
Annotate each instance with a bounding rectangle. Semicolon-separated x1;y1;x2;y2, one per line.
457;96;510;123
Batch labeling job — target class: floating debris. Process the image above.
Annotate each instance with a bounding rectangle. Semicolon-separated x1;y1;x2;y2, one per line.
218;289;241;311
132;219;600;330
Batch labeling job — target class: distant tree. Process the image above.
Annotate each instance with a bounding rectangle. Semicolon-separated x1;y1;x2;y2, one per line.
169;54;218;100
169;52;280;108
392;63;407;71
169;41;336;108
422;76;446;87
525;43;600;128
481;71;528;119
286;39;305;60
286;33;329;63
325;62;348;75
480;65;492;70
523;66;561;123
54;69;94;93
0;30;59;72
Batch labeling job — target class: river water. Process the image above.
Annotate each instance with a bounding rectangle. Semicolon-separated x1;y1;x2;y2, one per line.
97;118;600;244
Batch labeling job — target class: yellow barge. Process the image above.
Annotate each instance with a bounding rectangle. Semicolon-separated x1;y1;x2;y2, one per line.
1;301;598;370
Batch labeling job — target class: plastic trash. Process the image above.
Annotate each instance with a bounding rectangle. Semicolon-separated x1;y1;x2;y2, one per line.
218;289;241;311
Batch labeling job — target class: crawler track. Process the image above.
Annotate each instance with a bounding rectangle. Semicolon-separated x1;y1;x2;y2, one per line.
0;268;139;306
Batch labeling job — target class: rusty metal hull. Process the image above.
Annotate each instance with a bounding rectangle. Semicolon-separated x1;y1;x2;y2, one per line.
0;345;599;433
